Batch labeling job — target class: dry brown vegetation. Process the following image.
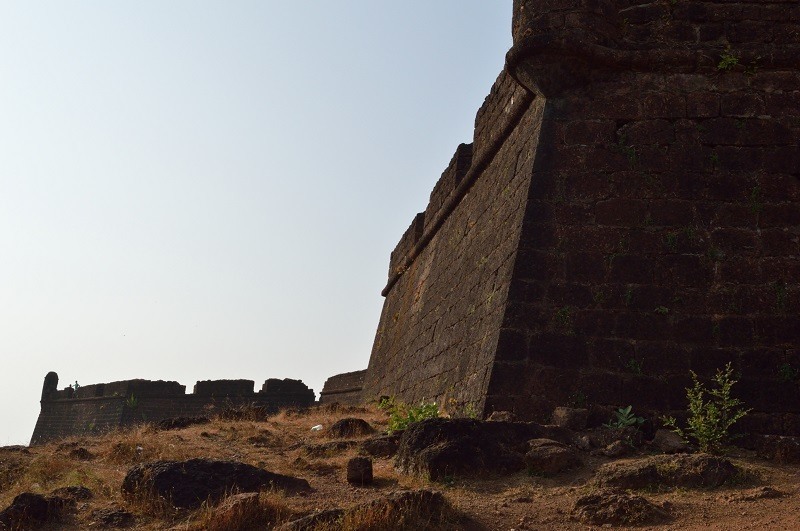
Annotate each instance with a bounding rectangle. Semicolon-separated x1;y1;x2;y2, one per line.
2;404;800;530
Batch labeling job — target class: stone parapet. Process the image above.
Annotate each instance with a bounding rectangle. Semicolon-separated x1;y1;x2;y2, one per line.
30;372;315;444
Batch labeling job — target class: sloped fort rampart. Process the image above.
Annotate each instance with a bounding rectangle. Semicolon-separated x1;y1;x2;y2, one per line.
31;372;314;444
362;0;800;434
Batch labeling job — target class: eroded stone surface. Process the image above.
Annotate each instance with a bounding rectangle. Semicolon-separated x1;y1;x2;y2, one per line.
395;418;569;480
121;459;311;509
594;454;738;490
572;490;671;526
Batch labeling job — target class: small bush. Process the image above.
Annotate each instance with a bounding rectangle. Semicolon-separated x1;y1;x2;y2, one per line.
662;363;751;454
378;397;439;434
604;405;645;429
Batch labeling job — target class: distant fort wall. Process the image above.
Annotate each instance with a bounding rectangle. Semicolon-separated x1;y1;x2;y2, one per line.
319;369;366;406
31;372;315;444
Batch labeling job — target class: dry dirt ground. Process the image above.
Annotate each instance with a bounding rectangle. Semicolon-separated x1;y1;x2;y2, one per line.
2;404;799;530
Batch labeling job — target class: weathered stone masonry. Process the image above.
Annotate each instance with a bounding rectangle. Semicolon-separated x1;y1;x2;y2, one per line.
363;0;800;435
31;372;314;444
319;369;366;406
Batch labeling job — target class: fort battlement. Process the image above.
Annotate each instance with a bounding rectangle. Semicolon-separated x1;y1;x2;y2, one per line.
360;0;800;435
31;372;314;444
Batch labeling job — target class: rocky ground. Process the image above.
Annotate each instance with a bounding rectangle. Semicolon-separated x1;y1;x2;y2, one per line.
1;404;799;530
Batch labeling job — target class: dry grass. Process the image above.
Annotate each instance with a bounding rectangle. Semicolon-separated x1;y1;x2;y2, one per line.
0;404;395;529
189;491;294;531
315;495;459;531
3;404;800;530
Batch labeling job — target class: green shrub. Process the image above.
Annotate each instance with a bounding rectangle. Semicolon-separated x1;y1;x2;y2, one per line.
604;405;645;429
378;396;439;434
662;363;751;454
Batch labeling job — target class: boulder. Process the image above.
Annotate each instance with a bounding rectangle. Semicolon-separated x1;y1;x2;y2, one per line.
601;439;632;458
572;490;671;526
650;429;691;454
524;439;581;476
395;418;566;480
747;435;800;464
121;459;311;509
327;418;376;438
594;453;738;490
346;457;373;486
0;493;73;530
360;434;401;458
551;407;588;431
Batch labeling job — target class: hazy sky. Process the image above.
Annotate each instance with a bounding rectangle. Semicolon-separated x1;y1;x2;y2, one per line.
0;1;512;445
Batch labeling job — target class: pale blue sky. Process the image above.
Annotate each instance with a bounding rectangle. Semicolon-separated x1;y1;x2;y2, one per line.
0;1;512;444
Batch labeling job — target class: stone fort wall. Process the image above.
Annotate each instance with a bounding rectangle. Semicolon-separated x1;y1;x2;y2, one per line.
319;369;366;406
31;372;315;444
363;0;800;434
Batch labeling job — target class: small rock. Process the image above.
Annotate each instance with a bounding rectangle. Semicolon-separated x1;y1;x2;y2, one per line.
572;490;670;526
525;439;581;476
603;440;632;458
346;457;373;486
551;407;589;431
310;424;323;431
327;418;376;438
487;411;516;422
651;429;691;454
723;486;784;502
90;507;135;528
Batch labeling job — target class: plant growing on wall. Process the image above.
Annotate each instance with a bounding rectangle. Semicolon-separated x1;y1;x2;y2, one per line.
718;51;739;70
125;394;138;409
662;363;751;454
